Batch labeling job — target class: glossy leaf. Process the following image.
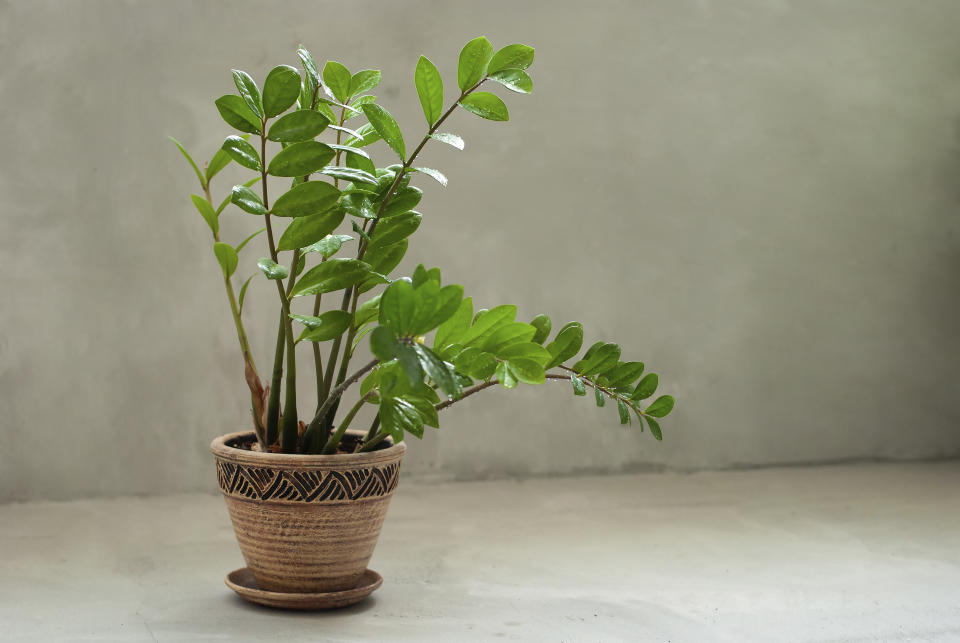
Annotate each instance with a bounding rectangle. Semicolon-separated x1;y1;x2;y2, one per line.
327;143;370;160
457;36;494;91
322;60;352;103
489;69;533;94
190;194;218;236
206;146;236;182
382;186;423;217
272;181;339;218
217;176;260;215
345;147;377;175
297;47;321;86
370;326;401;362
345;122;383;148
607;362;645;390
267;109;329;142
220;135;261;171
396;345;424;388
545;323;583;369
276;209;345;251
361;103;405;160
379;279;415;333
460;305;517;348
369;211;421;249
340;192;376;219
631;373;658;401
380;396;423;441
328;123;365;139
344;95;376;121
498;342;551;365
530;314;551;344
291;258;371;296
231;69;263;118
267;141;335;177
459;92;509;121
262;65;301;117
507;358;545;385
213;242;238;277
617;399;631;425
435;297;472;350
495;361;518;389
294;310;352;342
412;343;461;398
415;55;443;126
170;137;204;185
429;132;464;150
412;166;447;187
482;322;536;354
354;294;382;329
238;274;254;313
646;416;663;441
231;185;268;215
421;285;464;333
257;257;288;280
405;395;439;429
349;69;381;98
594;385;605;407
570;373;586;396
573;342;621;377
303;234;352;258
320;166;378;185
488;44;535;73
645;395;675;418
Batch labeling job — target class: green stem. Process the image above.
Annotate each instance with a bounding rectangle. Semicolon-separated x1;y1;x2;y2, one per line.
321;391;374;454
265;316;284;445
301;358;379;452
357;430;390;453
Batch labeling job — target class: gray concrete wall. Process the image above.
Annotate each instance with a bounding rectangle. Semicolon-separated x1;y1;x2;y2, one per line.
2;0;959;502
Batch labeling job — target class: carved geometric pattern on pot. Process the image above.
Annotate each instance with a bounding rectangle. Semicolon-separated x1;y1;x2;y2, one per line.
215;460;401;503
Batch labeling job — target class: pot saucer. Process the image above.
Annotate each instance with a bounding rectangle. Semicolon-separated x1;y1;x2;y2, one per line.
225;568;382;610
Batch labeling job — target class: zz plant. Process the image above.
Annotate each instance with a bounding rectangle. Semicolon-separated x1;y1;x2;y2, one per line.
173;37;675;455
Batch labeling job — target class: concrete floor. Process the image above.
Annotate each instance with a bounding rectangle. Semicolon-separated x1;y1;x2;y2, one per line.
1;463;958;642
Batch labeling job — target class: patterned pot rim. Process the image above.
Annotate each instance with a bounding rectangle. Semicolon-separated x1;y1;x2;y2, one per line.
210;431;406;471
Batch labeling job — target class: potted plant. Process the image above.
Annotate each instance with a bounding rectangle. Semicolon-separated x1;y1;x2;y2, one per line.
174;36;675;609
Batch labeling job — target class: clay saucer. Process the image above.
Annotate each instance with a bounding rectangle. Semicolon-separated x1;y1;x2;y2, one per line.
225;568;382;610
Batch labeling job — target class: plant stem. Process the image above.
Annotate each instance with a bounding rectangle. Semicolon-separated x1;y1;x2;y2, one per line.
321;391;375;454
301;358;380;452
357;430;390;453
435;379;499;411
362;414;380;442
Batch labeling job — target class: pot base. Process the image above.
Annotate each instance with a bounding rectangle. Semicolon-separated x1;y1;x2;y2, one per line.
225;567;382;610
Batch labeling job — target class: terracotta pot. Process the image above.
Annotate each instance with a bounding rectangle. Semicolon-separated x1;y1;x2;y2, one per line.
210;430;406;593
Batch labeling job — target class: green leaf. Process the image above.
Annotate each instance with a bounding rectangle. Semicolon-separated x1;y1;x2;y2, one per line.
422;285;464;333
495;361;518;389
530;314;551;344
257;257;288;280
354;294;381;329
594;385;605;407
429;132;464;150
379;279;415;333
297;47;321;86
617;399;631;425
460;305;517;348
345;122;383;148
262;65;301;117
369;211;421;250
382;186;423;217
545;323;583;369
646;416;663;441
220;135;261;172
206;147;235;183
570;373;586;396
498;342;551;365
217;176;260;215
230;185;268;215
459;92;509;121
267;141;335;177
235;227;265;253
396;344;424;388
340;192;376;219
170;137;205;186
573;342;621;377
238;274;254;313
294;310;352;342
303;234;352;258
267;109;329;142
345;147;377;175
415;55;443;126
404;395;439;428
291;258;371;297
482;322;536;354
488;44;535;73
361;103;405;160
435;297;472;351
320;166;378;185
361;240;407;289
328;123;365;139
608;362;645;390
190;194;218;236
327;143;371;160
213;242;238;277
349;69;381;98
380;396;423;441
457;36;494;91
412;343;461;398
412;166;447;187
505;358;545;385
276;209;345;251
631;373;658;401
272;181;339;218
322;60;352;103
645;395;675;418
343;95;377;121
489;69;533;94
231;69;263;118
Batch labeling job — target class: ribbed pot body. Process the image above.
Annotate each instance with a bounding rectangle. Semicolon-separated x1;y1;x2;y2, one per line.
210;431;406;593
